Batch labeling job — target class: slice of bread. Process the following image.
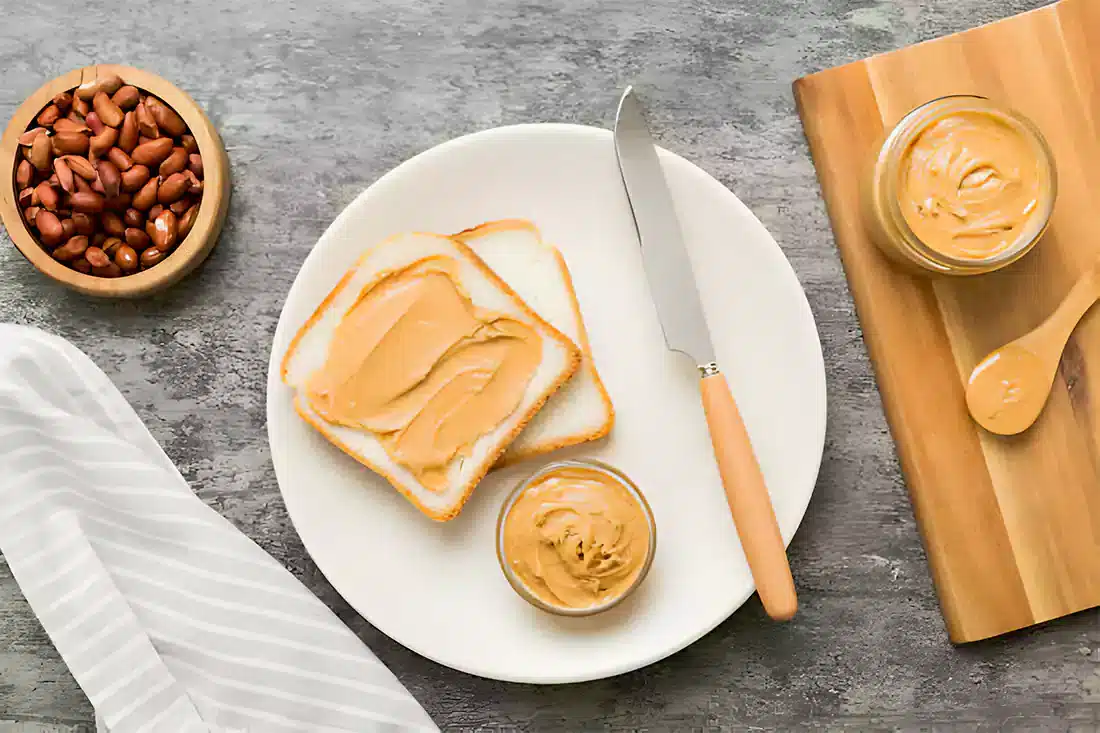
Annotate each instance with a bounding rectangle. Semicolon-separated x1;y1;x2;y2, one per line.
281;232;581;521
453;220;614;463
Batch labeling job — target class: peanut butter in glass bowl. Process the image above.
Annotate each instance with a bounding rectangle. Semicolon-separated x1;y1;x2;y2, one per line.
864;95;1057;276
496;459;656;617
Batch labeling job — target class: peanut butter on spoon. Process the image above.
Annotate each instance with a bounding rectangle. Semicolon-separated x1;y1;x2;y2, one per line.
966;262;1100;435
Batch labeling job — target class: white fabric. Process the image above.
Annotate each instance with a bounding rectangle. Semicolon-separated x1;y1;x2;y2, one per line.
0;325;438;733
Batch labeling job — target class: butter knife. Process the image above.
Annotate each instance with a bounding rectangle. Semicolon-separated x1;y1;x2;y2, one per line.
613;86;797;621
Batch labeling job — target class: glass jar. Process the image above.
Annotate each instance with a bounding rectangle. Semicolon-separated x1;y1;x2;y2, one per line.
496;459;656;617
863;95;1057;276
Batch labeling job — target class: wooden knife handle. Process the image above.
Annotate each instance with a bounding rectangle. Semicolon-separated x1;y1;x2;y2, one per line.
700;370;797;621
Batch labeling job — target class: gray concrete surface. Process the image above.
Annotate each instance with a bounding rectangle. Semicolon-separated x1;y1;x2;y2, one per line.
2;0;1096;730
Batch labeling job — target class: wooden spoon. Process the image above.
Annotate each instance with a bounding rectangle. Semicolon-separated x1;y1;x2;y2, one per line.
966;262;1100;435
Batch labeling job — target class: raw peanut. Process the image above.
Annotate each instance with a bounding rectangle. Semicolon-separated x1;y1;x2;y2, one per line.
29;133;52;171
74;175;93;194
181;134;197;154
102;237;123;256
132;177;159;210
148;204;164;221
169;197;190;215
53;235;89;261
140;247;165;268
132;137;173;166
53;158;75;193
18;128;47;146
70;192;105;213
99;74;124;95
23;206;40;224
92;232;107;248
111;86;140;110
118;112;138;152
145;219;157;240
64;155;97;180
72;96;90;117
36;104;61;126
54;118;90;134
114;244;139;272
178;204;199;239
107;147;132;171
52;132;89;156
135;102;158;138
157;172;188;204
159;147;187;177
60;218;75;240
92;262;122;278
120;164;150;192
75;74;123;101
72;213;94;235
15;160;33;189
72;258;91;274
96;159;121;198
85;111;104;135
90;127;118;157
52;92;73;112
18;187;34;208
188;153;203;179
75;80;101;101
93;91;124;128
36;210;64;246
104;194;131;211
137;135;156;147
101;211;125;237
184;169;202;194
92;177;105;193
123;208;144;228
152;210;178;251
125;227;150;250
146;97;186;137
35;182;59;211
85;246;110;268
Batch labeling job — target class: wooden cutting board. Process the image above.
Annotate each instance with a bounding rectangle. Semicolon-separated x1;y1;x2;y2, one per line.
793;0;1100;643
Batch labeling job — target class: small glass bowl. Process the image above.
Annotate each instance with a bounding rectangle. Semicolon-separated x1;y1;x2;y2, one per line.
495;459;656;617
863;94;1057;276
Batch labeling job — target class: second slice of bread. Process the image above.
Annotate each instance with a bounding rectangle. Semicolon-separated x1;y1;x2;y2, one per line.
454;220;614;463
281;231;582;521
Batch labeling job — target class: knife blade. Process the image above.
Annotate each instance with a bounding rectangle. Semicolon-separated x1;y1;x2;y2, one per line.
614;85;797;621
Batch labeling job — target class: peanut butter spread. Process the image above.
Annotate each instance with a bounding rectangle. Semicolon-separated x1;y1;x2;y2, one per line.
965;343;1049;435
305;256;542;492
502;465;651;609
899;109;1048;261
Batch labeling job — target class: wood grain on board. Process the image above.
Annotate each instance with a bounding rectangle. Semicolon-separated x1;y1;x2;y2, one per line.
793;0;1100;642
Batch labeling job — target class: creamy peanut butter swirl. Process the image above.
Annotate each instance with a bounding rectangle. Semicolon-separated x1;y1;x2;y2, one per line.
502;465;651;609
899;110;1048;261
305;256;542;492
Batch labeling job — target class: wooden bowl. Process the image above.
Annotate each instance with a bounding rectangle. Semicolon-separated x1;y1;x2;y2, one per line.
0;64;230;298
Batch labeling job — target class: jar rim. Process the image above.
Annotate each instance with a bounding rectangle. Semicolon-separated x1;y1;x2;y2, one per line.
870;94;1058;274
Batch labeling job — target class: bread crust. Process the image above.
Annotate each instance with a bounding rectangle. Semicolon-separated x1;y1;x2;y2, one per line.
281;232;581;521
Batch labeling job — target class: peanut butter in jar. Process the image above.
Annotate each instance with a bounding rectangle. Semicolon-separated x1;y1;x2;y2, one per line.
864;95;1057;276
496;460;656;616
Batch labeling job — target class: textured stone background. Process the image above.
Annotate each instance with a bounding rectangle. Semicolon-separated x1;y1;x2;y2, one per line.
3;0;1098;730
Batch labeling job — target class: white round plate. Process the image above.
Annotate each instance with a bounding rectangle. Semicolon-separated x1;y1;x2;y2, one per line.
267;123;826;684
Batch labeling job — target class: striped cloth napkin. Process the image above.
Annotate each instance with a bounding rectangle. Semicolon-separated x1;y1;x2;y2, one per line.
0;325;438;733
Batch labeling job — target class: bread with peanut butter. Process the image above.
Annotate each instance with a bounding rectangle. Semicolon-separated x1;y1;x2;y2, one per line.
280;232;582;521
453;220;614;463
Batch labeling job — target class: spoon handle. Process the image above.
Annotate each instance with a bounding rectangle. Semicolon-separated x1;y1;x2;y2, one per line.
1035;263;1100;349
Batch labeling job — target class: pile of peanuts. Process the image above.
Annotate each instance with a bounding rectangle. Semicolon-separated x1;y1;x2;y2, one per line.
13;74;203;277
